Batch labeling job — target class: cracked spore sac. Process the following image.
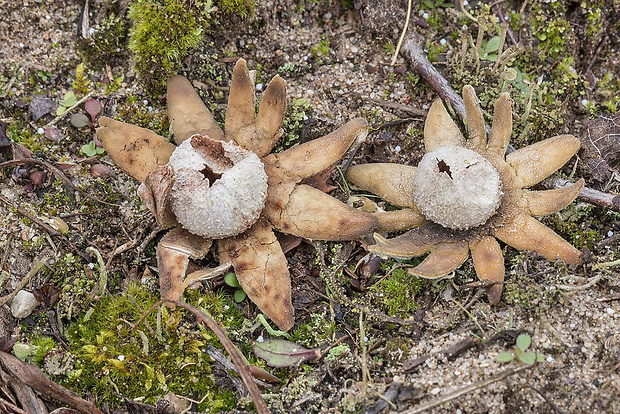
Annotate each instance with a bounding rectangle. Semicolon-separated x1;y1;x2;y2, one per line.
168;137;268;239
412;146;502;230
580;113;620;182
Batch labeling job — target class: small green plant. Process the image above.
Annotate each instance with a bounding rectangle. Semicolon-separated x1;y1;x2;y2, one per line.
497;333;544;365
72;63;90;96
310;35;331;58
423;0;452;9
224;272;246;303
478;36;500;62
56;91;78;115
80;141;105;157
36;70;53;82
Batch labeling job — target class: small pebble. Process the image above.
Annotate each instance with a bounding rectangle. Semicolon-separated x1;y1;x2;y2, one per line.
430;387;441;395
10;290;40;319
607;231;613;237
440;38;447;45
581;99;589;106
606;308;615;315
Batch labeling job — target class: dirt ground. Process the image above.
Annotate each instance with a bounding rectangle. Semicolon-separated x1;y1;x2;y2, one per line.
0;1;619;413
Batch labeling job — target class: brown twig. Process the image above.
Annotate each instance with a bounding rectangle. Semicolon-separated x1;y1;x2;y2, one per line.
400;34;620;212
399;364;531;414
135;299;270;414
0;351;104;414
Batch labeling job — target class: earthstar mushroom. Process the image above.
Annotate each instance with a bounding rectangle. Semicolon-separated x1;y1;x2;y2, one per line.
346;85;584;304
97;59;378;330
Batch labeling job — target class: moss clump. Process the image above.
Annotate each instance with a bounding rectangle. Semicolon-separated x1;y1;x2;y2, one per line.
275;98;311;152
128;0;213;95
61;283;244;411
128;0;254;96
80;13;129;69
291;311;335;348
370;265;423;317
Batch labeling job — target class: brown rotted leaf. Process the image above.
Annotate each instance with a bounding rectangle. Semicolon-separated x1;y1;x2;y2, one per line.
580;113;620;182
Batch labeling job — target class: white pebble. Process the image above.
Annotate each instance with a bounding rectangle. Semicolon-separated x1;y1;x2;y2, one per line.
463;0;469;5
607;231;613;238
37;127;45;135
10;290;40;319
581;99;589;107
394;145;401;153
440;38;447;46
257;335;264;343
606;308;615;315
423;12;429;20
255;83;263;91
118;355;125;361
430;387;441;395
546;355;554;363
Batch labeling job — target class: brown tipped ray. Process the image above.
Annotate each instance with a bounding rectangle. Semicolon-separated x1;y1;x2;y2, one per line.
97;117;175;182
347;85;583;305
167;75;225;144
98;59;378;331
219;219;294;331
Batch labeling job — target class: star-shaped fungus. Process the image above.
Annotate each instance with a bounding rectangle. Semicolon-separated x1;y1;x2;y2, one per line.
97;59;378;330
346;85;584;304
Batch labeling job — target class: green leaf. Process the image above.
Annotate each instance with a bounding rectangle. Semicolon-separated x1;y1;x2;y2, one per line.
518;351;536;365
234;289;246;303
516;334;531;351
536;352;545;362
224;272;240;288
485;36;501;53
81;141;98;157
496;352;515;363
70;113;90;128
56;106;66;116
63;91;77;106
424;0;435;9
253;339;319;368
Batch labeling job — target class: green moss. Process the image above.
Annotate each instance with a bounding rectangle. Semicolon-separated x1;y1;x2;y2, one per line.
531;2;570;59
50;253;98;321
275;97;311;152
59;283;245;410
115;97;170;137
310;35;331;58
7;121;43;153
128;0;213;95
542;203;601;250
218;0;254;17
291;311;335;348
80;13;129;69
370;265;423;318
